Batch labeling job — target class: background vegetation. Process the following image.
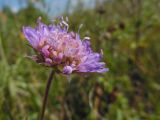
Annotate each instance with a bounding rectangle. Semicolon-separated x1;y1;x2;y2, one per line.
0;0;160;119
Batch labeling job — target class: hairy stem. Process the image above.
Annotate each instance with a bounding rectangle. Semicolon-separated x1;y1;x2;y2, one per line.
39;69;54;120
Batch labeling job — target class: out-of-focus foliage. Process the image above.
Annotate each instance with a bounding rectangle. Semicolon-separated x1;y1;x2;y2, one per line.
0;0;160;119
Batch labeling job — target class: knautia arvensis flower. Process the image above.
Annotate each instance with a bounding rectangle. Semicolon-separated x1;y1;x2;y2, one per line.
23;17;108;74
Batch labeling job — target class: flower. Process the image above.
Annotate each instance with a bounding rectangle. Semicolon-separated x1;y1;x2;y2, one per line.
23;16;108;74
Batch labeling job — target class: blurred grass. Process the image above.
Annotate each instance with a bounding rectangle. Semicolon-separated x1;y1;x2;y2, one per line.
0;0;160;120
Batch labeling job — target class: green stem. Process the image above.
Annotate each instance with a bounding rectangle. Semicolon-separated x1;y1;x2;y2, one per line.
39;69;54;120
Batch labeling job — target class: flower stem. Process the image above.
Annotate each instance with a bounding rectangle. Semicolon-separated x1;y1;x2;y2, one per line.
39;69;54;120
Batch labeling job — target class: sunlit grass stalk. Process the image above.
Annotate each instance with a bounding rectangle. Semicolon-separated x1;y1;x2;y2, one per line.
39;69;54;120
0;35;8;65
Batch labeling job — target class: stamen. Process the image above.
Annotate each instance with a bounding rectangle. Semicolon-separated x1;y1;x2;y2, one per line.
84;37;90;40
78;24;83;34
66;16;68;22
62;21;69;31
100;49;103;56
37;16;42;24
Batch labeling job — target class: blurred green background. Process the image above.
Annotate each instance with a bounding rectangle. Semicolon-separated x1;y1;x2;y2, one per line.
0;0;160;120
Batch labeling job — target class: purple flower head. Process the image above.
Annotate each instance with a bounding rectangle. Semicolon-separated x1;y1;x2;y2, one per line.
23;16;108;74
